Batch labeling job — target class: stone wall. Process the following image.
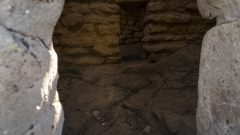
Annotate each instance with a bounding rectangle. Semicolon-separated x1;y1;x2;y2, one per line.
53;0;216;67
53;1;121;67
143;0;215;62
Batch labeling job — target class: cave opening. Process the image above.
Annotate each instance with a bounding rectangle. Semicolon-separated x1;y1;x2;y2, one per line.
52;0;215;134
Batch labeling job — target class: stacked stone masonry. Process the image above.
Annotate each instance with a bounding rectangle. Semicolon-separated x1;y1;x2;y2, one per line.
143;0;215;62
53;1;121;66
53;0;215;66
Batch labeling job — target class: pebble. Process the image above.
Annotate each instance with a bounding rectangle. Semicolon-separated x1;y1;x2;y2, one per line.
143;125;151;134
92;110;101;120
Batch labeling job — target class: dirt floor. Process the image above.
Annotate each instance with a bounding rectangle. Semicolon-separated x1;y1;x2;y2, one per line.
57;44;201;135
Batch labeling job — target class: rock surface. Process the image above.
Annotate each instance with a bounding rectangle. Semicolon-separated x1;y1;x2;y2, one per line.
57;44;200;135
142;0;215;61
0;0;64;135
197;20;240;135
53;1;121;66
197;0;240;25
0;0;64;48
197;0;240;134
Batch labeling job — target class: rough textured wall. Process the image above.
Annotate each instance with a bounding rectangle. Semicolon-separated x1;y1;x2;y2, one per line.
0;0;64;135
197;0;240;134
53;1;121;68
119;6;146;61
143;0;215;62
54;0;216;67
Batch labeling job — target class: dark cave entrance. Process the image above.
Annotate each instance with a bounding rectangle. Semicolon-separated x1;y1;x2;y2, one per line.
52;0;216;134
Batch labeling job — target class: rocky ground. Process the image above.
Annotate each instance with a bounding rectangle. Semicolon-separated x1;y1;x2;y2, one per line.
57;44;200;135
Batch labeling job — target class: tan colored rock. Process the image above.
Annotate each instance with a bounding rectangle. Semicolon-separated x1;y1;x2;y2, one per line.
144;24;168;34
142;34;185;42
143;42;186;54
62;55;105;65
145;13;192;24
61;2;79;14
92;45;120;56
188;24;214;33
61;14;83;26
79;4;90;14
120;34;133;40
59;36;96;47
79;24;95;33
97;35;119;46
146;2;167;12
105;56;122;64
84;15;120;24
89;4;120;14
186;34;202;41
84;15;106;24
147;53;170;62
169;25;188;34
114;0;149;5
55;47;90;56
97;24;120;35
108;15;120;23
167;0;187;12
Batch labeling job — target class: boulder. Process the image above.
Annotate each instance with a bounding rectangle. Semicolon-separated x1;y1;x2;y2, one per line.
197;20;240;135
0;0;64;134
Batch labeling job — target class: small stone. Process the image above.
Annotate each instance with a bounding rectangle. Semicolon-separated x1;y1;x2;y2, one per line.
92;110;101;120
143;125;151;134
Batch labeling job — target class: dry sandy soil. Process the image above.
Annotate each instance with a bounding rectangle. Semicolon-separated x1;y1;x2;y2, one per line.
57;44;200;135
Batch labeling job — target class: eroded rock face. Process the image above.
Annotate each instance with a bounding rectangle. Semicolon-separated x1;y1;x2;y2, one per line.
0;0;64;48
0;0;64;135
197;0;240;134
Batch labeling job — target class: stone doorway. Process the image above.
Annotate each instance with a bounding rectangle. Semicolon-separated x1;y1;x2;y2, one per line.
52;0;215;135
